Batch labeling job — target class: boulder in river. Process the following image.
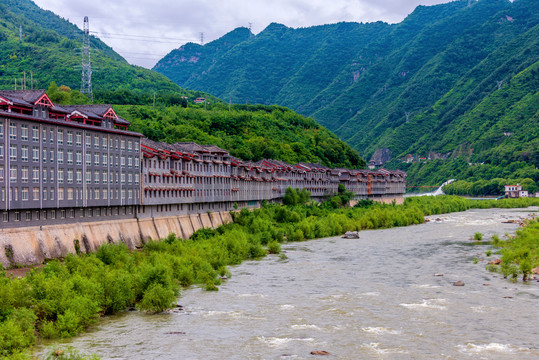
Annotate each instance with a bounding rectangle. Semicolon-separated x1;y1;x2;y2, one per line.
488;258;502;265
311;350;331;355
453;281;465;286
532;267;539;275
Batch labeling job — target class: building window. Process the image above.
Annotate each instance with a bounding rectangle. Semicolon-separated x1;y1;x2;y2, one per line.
128;173;132;185
86;135;91;148
135;173;139;185
94;153;99;166
49;188;54;201
128;156;132;168
58;188;64;201
10;165;17;182
76;150;82;165
67;187;73;200
121;156;125;167
128;189;133;199
22;187;29;201
42;149;47;163
102;137;107;149
102;171;107;184
21;166;29;183
128;140;132;151
49;129;54;143
33;187;39;200
20;124;28;141
9;122;16;140
86;153;91;166
25;211;31;221
121;140;125;150
94;170;100;184
94;135;99;148
9;144;17;161
32;126;39;142
94;189;100;200
121;172;126;184
51;209;56;219
57;130;63;145
32;147;39;162
86;170;91;184
2;212;8;222
103;189;107;199
135;156;139;168
0;123;3;138
21;145;28;162
67;131;73;146
42;169;47;183
49;150;54;163
67;150;73;165
102;154;107;166
49;169;54;182
0;144;3;160
67;170;73;184
76;132;82;147
58;169;64;183
57;150;64;164
0;165;3;182
14;211;21;221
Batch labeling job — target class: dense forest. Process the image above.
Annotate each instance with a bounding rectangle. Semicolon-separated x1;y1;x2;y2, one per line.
0;0;218;105
155;0;538;188
116;103;364;169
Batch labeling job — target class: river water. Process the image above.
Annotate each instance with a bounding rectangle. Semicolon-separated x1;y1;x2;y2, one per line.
37;208;539;359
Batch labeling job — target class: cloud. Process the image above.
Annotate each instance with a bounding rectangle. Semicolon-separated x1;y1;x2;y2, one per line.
32;0;448;68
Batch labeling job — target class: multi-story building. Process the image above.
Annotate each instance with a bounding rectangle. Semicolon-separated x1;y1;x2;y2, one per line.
1;90;407;229
0;90;142;226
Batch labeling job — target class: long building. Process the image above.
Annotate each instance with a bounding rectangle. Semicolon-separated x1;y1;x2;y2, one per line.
0;90;406;229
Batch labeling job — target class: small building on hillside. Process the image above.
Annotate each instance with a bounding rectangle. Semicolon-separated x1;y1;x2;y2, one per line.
505;184;528;198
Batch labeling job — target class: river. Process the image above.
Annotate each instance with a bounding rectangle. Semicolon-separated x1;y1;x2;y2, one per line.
37;208;539;359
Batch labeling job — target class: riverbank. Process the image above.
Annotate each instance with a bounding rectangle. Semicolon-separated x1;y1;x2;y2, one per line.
2;196;539;359
37;207;539;359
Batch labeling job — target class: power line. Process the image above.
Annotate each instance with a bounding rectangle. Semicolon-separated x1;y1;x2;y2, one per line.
90;31;195;42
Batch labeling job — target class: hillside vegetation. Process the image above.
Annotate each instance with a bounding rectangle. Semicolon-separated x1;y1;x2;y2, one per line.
154;0;539;187
117;103;364;168
0;0;217;105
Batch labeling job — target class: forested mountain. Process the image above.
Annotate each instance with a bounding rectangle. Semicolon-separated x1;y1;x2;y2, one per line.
0;0;363;168
117;103;364;169
0;0;217;105
154;0;538;171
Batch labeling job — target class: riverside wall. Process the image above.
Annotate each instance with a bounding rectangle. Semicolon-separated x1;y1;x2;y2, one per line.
0;211;234;268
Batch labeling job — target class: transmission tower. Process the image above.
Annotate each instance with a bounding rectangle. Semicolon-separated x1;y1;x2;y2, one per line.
81;16;93;102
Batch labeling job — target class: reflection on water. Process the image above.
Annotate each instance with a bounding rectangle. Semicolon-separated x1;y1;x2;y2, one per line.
36;208;539;359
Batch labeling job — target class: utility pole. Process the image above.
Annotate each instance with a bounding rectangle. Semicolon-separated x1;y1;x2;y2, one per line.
14;77;17;90
81;16;93;102
153;92;156;109
23;71;26;90
200;32;204;45
19;25;22;41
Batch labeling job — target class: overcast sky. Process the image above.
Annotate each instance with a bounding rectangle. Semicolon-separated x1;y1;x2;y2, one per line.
32;0;449;69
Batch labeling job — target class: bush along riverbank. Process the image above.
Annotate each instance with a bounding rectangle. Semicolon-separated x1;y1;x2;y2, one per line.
485;217;539;282
2;195;539;359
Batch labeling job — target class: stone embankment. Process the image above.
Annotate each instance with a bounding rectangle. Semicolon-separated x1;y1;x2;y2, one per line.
0;212;233;267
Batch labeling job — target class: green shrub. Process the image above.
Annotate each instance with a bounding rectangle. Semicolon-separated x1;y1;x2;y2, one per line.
473;232;483;240
267;241;281;254
136;283;176;313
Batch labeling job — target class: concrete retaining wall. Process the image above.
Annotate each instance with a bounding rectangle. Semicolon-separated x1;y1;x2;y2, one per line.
0;211;228;268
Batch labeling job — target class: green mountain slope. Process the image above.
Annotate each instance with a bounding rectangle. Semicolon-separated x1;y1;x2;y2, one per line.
153;0;538;172
0;0;216;104
117;103;364;169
